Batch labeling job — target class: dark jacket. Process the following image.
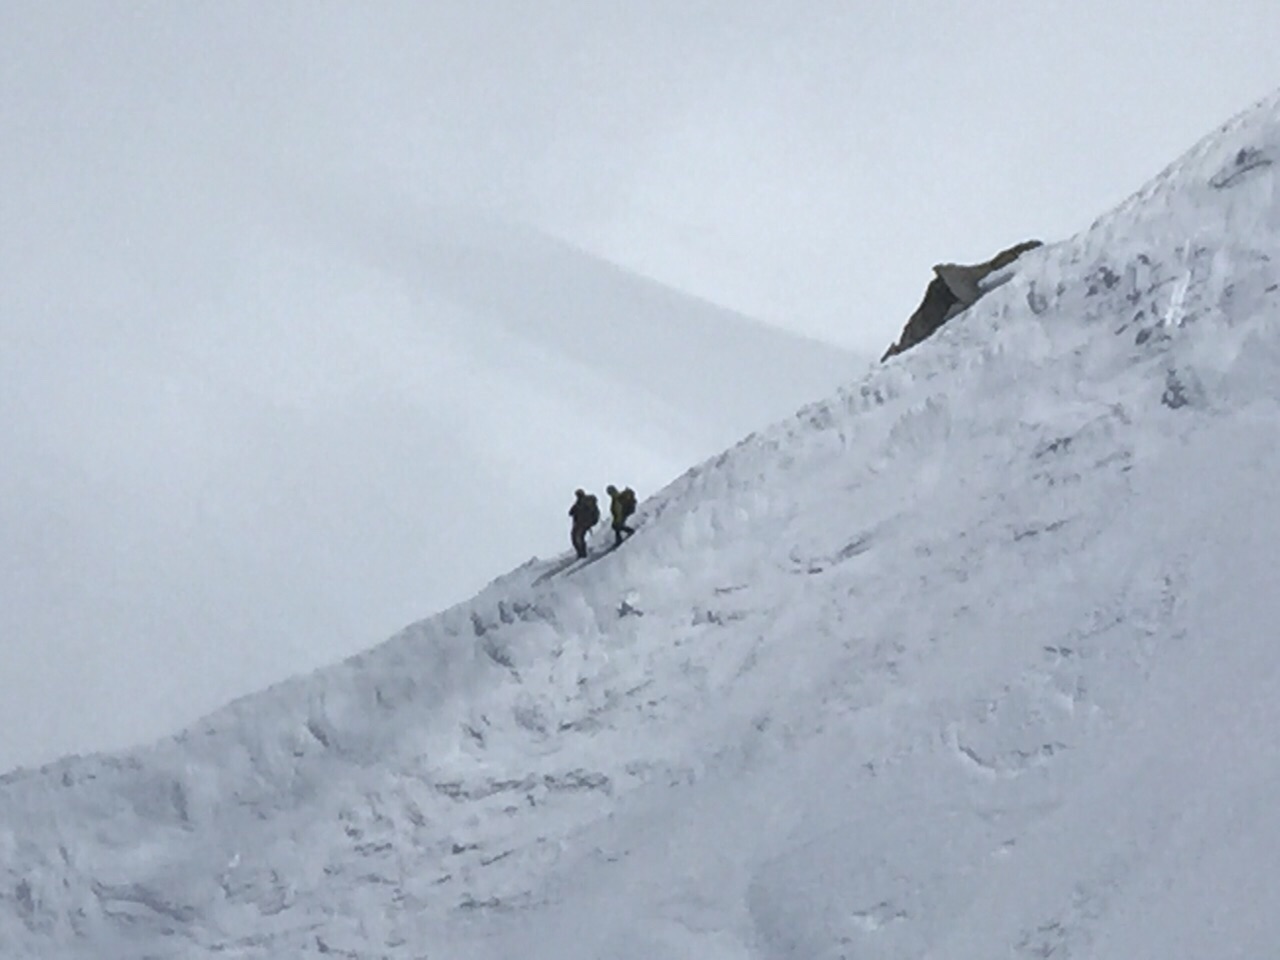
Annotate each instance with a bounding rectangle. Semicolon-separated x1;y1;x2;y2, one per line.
570;493;599;530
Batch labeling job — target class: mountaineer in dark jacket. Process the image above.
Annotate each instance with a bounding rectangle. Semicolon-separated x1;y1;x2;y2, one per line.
606;485;637;547
568;489;600;558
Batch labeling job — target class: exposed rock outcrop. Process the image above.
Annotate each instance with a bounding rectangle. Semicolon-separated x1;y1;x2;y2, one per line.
882;239;1043;361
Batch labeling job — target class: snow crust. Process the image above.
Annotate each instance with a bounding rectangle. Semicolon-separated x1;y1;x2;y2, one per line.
3;91;1280;959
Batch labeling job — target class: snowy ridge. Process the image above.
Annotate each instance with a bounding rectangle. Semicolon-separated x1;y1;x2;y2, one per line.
3;92;1280;958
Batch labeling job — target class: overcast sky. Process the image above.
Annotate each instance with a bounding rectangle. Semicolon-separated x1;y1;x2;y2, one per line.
3;1;1278;773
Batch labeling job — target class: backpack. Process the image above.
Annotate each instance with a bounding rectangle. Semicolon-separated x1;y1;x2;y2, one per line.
584;495;600;527
619;487;636;518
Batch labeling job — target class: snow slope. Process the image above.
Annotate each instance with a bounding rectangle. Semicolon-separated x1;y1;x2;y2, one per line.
3;92;1280;959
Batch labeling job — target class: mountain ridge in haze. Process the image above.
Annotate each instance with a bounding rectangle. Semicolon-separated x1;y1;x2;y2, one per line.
295;192;865;447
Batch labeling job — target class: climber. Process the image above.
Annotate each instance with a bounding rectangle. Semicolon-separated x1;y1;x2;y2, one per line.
568;488;600;559
606;484;637;547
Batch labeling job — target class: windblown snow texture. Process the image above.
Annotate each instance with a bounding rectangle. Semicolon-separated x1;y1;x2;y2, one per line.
4;92;1280;959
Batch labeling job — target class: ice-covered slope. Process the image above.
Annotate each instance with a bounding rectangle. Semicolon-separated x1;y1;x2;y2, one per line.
3;93;1280;959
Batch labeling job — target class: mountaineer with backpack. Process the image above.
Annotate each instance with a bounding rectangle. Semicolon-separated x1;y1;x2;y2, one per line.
568;488;600;559
606;484;637;547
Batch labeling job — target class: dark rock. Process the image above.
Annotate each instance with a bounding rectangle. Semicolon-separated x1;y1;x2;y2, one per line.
882;240;1043;360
